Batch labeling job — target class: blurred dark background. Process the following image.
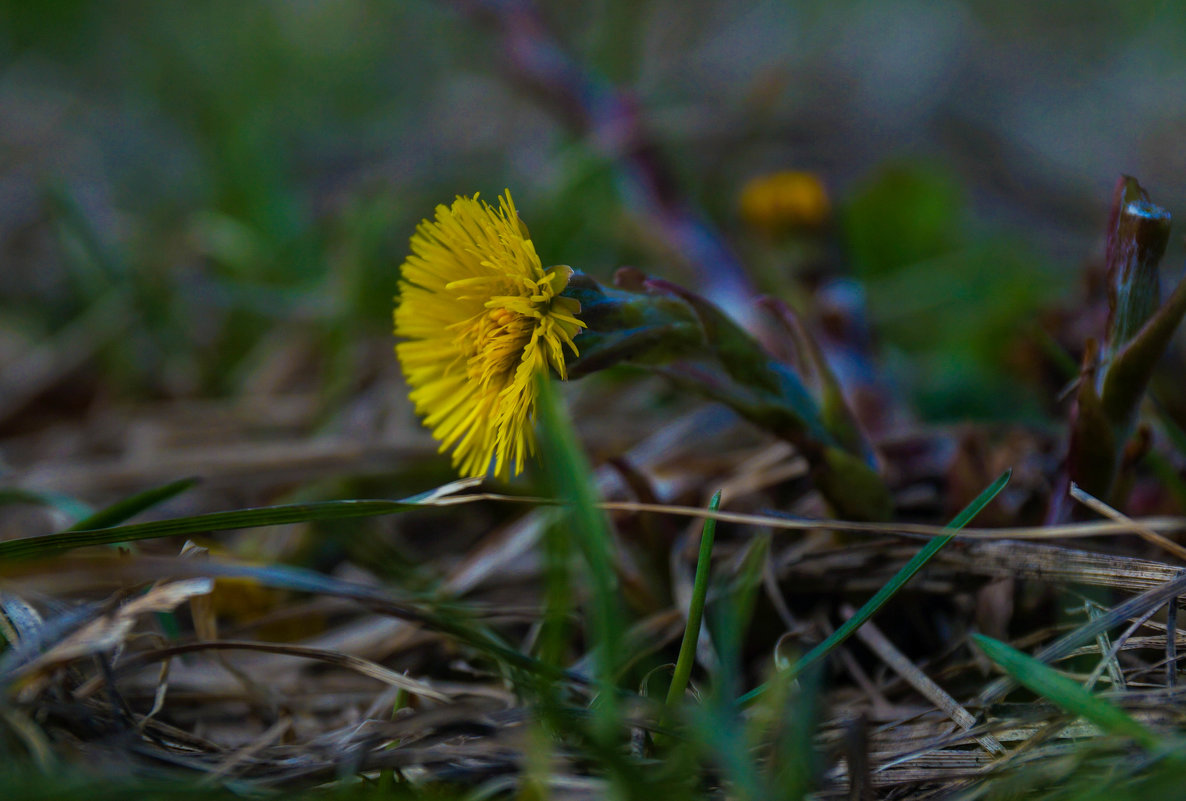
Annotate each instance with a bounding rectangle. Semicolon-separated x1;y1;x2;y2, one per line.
4;0;1186;491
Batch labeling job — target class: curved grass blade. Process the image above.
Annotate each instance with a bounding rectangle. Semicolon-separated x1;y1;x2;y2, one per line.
738;469;1011;705
66;477;201;532
0;497;421;561
971;632;1162;751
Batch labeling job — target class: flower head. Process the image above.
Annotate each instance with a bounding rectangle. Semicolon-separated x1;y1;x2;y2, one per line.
395;191;584;479
739;170;831;236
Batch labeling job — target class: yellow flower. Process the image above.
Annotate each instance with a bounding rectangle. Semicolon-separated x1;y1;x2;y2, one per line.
739;170;831;236
395;191;585;479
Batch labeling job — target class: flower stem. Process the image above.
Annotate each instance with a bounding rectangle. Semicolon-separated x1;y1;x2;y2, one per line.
563;270;894;520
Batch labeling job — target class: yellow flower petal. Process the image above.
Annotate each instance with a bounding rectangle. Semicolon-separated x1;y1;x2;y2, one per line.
739;170;831;235
395;191;585;479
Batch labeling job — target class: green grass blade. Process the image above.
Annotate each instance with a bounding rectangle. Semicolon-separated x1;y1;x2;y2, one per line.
738;468;1010;705
0;477;196;537
971;633;1162;751
535;375;623;673
0;498;421;560
538;512;576;671
65;477;201;531
534;375;624;732
666;490;721;709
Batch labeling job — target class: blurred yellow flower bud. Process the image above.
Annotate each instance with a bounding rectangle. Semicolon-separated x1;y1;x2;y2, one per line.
739;170;831;236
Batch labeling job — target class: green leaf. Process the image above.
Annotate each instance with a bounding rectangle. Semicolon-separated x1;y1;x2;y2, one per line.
971;633;1162;751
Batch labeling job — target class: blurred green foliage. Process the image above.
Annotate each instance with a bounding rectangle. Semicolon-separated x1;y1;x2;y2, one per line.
843;162;1064;420
1;1;465;400
7;0;1186;427
843;164;964;281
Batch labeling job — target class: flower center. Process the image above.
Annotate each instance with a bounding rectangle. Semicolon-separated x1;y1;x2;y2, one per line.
464;306;534;386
